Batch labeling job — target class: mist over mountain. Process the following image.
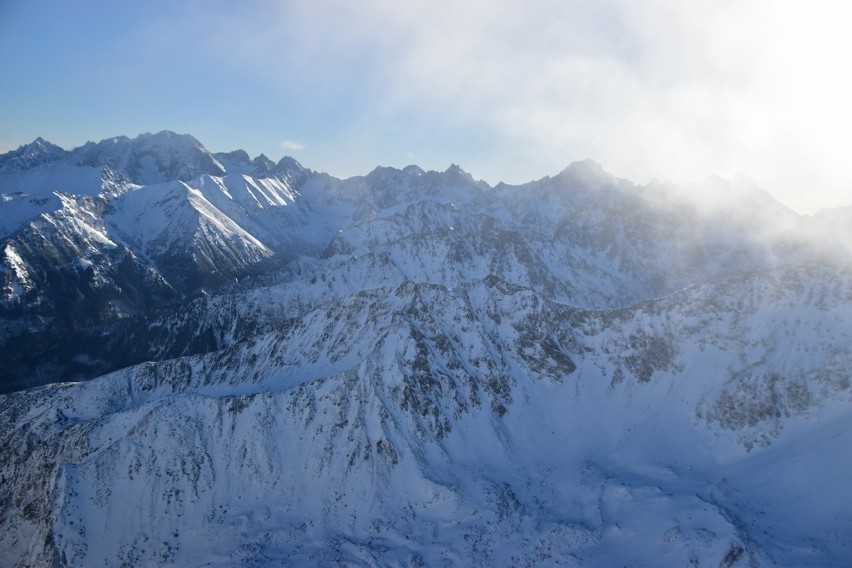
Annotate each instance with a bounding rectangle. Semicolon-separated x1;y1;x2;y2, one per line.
1;131;850;566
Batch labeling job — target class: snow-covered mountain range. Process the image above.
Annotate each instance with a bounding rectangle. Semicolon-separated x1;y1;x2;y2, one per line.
1;131;850;566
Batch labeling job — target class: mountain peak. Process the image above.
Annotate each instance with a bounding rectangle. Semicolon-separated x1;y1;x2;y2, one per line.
553;159;620;191
442;163;477;183
273;156;305;175
0;137;66;171
152;130;206;147
366;165;400;177
71;131;225;184
216;149;251;163
402;165;425;176
558;158;607;178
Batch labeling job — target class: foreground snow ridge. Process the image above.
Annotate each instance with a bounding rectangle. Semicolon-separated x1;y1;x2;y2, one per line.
1;132;851;567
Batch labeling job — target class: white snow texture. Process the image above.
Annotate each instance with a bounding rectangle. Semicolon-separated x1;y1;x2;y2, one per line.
1;132;851;567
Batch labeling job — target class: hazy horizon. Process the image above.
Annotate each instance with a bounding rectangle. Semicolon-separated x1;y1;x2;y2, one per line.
2;0;850;214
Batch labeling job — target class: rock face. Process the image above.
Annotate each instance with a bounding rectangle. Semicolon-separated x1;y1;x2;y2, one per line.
1;133;851;566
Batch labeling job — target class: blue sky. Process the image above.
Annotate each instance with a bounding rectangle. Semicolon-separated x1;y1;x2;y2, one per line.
1;0;850;213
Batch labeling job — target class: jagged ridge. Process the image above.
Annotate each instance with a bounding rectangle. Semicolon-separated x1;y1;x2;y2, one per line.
1;132;852;566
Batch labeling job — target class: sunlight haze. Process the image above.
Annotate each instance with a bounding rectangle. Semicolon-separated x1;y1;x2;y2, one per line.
1;0;849;213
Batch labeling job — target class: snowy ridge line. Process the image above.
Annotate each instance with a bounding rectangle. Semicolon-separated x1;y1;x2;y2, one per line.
2;130;852;565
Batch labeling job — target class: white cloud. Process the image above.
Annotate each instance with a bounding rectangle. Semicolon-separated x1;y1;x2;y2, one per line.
176;0;852;212
279;139;305;152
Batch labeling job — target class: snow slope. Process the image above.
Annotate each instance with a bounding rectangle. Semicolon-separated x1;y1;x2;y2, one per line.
1;132;851;566
2;263;852;566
